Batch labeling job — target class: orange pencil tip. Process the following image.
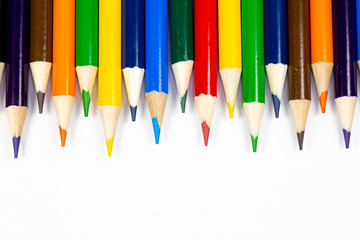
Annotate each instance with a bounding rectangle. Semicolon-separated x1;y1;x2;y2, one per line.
59;126;67;147
319;91;328;113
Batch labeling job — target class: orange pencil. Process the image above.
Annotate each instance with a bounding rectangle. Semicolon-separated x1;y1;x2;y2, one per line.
52;0;75;147
310;0;333;113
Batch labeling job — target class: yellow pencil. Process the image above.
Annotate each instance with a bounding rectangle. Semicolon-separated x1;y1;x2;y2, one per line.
98;0;122;157
218;0;242;119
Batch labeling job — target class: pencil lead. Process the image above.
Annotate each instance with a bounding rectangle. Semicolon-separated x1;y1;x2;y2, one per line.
37;92;45;114
106;137;114;157
319;91;328;113
227;102;235;119
180;91;188;113
297;131;305;151
272;94;281;118
82;90;91;117
343;129;351;149
251;135;258;153
152;117;161;144
130;106;137;122
201;121;210;146
59;126;67;147
12;136;21;159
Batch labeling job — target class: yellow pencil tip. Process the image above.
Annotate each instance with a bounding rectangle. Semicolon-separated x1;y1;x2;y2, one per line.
227;103;235;119
106;137;114;157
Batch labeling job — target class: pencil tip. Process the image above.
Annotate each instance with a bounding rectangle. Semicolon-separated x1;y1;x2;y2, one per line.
152;117;161;144
201;121;210;146
130;106;137;122
297;131;305;151
251;135;258;152
12;136;21;159
227;103;235;119
343;129;351;149
180;91;188;113
272;94;281;118
82;90;91;117
106;137;114;157
319;91;328;113
59;126;67;147
36;92;45;114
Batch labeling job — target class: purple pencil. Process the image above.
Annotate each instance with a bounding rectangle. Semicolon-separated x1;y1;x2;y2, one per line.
5;0;30;158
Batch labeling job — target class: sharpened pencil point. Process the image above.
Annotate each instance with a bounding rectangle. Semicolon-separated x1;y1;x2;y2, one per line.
152;117;161;144
130;106;137;122
297;131;305;151
106;137;114;157
251;135;258;152
201;121;210;146
59;126;67;147
36;92;45;114
180;91;188;113
82;90;91;117
343;129;351;149
227;103;235;119
319;91;328;113
12;136;21;159
272;94;281;118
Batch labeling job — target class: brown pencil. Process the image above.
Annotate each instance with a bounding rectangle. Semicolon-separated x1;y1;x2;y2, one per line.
288;0;311;150
30;0;52;113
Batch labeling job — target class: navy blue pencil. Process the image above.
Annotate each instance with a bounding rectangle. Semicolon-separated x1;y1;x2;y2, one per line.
264;0;288;118
122;0;145;121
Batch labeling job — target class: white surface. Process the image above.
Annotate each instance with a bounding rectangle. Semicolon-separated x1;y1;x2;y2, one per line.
0;63;360;239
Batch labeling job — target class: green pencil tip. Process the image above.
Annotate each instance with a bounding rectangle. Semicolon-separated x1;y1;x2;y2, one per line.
180;91;188;113
251;135;258;153
82;90;91;117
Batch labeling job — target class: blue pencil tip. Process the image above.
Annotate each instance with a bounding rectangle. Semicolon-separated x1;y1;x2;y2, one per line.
152;117;161;144
272;94;281;118
12;136;21;159
343;129;351;149
130;106;137;122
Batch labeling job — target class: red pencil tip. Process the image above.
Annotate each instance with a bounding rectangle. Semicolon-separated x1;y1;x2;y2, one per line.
59;126;67;147
201;121;210;146
319;91;328;113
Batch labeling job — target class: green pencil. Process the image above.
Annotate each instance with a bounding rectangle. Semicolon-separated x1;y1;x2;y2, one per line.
76;0;98;117
242;0;265;152
170;0;194;113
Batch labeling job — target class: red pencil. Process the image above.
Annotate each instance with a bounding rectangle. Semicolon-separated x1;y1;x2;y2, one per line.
194;0;217;146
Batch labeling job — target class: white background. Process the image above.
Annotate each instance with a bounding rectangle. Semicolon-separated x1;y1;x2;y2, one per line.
0;56;360;239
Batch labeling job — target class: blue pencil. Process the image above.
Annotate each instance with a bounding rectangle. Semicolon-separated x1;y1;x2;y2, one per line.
122;0;145;122
264;0;288;118
145;0;168;144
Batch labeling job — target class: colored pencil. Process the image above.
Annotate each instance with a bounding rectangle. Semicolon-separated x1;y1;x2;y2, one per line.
5;0;30;158
333;0;357;148
357;0;360;72
145;0;168;144
242;0;265;152
76;0;98;117
218;0;242;119
99;0;122;157
264;0;288;118
310;0;333;113
170;0;194;113
122;0;145;121
194;0;217;146
53;0;75;147
30;0;52;114
287;0;311;150
0;0;7;85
